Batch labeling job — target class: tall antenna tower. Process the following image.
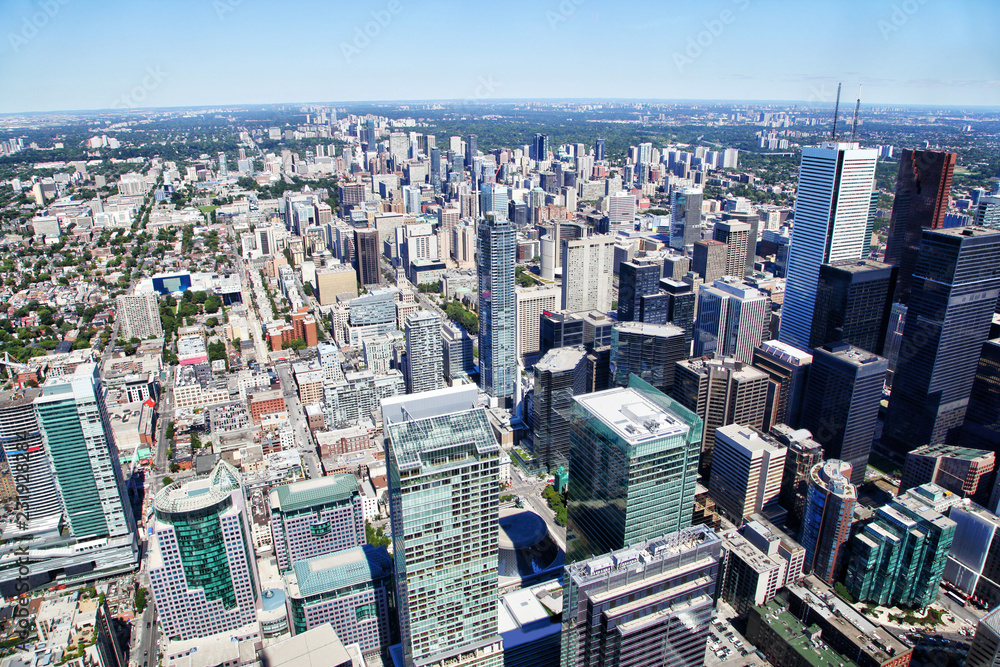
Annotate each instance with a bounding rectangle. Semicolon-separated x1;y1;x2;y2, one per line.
850;85;862;143
831;83;842;140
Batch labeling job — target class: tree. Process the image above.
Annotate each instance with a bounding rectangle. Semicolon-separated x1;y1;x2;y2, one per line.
208;341;227;362
282;339;307;351
302;282;313;296
135;587;148;613
365;522;390;548
203;295;222;314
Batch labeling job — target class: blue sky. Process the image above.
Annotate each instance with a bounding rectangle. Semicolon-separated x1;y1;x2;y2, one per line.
1;0;998;113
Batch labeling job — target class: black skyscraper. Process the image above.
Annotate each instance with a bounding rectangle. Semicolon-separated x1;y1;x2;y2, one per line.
963;338;1000;453
882;227;1000;458
354;227;380;288
617;261;660;322
883;149;956;304
810;259;897;355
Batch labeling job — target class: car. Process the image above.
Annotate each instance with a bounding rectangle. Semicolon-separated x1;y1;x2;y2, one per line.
147;622;151;628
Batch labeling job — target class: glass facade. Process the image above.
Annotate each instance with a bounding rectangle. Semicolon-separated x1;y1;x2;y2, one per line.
478;215;516;405
566;375;702;563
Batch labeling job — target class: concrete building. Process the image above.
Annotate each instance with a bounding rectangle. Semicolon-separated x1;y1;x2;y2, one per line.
561;235;614;313
752;340;813;430
316;263;358;305
515;286;560;364
694;278;770;365
708;424;786;523
899;444;996;502
968;605;1000;667
404;310;443;395
532;346;588;473
115;292;163;340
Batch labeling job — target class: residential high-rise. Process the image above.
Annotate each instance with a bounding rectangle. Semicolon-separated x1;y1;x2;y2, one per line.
809;259;896;355
720;210;761;275
709;425;786;523
670;186;703;250
595;138;605;162
566;376;702;563
883;149;956;303
561;527;722;667
430;146;442;194
899;443;995;501
441;320;475;382
609;322;687;393
883;227;1000;458
719;520;805;616
478;215;517;408
561;235;614;313
115;291;163;340
269;475;366;572
752;340;813;430
692;239;728;285
383;385;503;667
148;462;259;642
780;142;878;351
354;227;380;288
713;221;752;278
533;346;588;472
799;460;856;586
800;343;887;487
0;388;62;530
843;488;956;609
405;309;443;394
672;356;769;478
515;285;560;364
616;261;660;322
694;278;770;365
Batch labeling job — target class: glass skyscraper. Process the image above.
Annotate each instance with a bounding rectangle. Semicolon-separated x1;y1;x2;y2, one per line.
383;385;503;667
566;375;702;563
478;214;516;408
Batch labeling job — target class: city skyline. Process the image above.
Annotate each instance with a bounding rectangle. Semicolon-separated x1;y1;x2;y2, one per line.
1;0;999;114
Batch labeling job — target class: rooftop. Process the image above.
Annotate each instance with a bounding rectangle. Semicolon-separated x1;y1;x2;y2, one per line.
258;623;352;667
269;474;359;513
754;599;859;667
154;461;241;514
288;544;392;598
574;385;689;445
908;442;994;462
535;345;587;373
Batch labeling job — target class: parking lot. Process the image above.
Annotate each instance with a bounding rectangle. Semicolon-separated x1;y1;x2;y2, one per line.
706;601;773;667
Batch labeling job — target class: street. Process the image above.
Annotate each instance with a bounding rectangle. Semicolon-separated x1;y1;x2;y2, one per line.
508;466;565;552
273;361;322;479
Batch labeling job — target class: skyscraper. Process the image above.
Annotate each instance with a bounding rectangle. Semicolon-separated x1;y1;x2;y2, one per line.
780;142;878;351
772;425;825;531
713;221;752;278
800;460;857;586
515;285;560;364
709;424;786;523
800;343;886;487
478;215;517;408
441;320;475;383
148;462;259;641
692;239;728;285
963;338;1000;451
354;227;380;288
883;227;1000;458
405;310;443;395
883;149;956;303
561;527;722;667
116;291;163;340
809;259;896;354
532;133;549;162
694;278;770;365
672;356;770;478
533;346;588;472
566;376;702;563
720;210;761;275
466;133;478;168
595;138;605;162
383;385;503;667
670;186;703;250
975;195;1000;228
0;388;62;530
660;278;696;347
430;146;442;194
752;340;813;430
616;261;660;322
609;322;687;393
561;235;614;313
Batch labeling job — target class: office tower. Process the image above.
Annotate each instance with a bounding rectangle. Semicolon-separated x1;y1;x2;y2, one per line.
515;285;560;364
965;338;1000;451
561;236;614;313
884;149;956;303
692;240;727;285
779;142;878;351
969;606;1000;667
709;424;786;523
883;227;1000;458
566;376;702;562
670;186;703;250
752;340;813;429
810;259;896;354
609;322;686;393
561;526;722;667
720;210;760;275
533;346;588;472
899;443;995;500
531;133;548;161
383;385;503;667
713;221;752;278
638;291;669;325
269;474;366;572
354;228;380;288
595;138;605;162
116;292;163;340
694;278;770;365
402;184;421;214
771;425;825;531
365;118;377;147
441;320;475;382
800;343;886;487
976;196;1000;228
883;302;907;383
405;310;443;395
0;388;62;529
843;490;956;609
799;460;855;585
660;278;696;347
616;261;660;322
466;133;478;168
148;462;258;641
478;215;516;408
607;192;636;226
430;146;442;194
285;544;393;651
673;357;769;478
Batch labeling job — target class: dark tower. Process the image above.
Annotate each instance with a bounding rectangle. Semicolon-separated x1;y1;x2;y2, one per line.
810;259;897;355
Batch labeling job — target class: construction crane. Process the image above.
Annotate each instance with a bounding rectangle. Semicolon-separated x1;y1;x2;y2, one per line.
0;352;31;384
831;83;842;140
850;85;862;143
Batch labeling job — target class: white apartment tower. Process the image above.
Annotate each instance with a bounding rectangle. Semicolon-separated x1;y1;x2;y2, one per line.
561;235;614;313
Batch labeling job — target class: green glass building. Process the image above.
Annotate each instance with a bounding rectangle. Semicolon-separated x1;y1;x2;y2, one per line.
566;374;703;563
383;384;504;667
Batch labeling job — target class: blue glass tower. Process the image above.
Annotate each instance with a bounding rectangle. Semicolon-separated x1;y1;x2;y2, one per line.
478;214;516;408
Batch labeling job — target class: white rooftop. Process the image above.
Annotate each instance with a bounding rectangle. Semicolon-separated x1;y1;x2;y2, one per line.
575;387;688;444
